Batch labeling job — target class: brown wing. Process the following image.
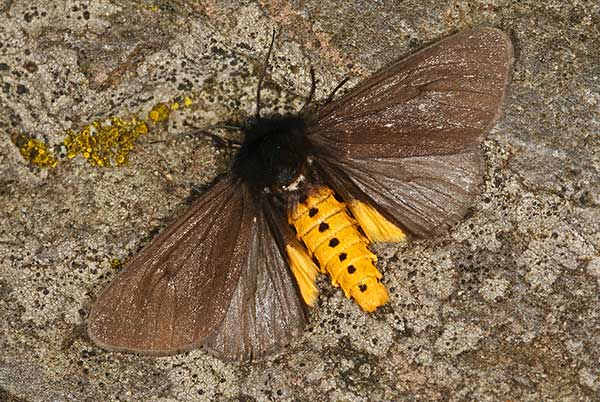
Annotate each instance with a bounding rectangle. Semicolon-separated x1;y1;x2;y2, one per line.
309;28;513;238
88;177;256;355
202;202;308;361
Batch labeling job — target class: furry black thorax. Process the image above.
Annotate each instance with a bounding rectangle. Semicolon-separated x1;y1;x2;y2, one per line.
233;115;314;193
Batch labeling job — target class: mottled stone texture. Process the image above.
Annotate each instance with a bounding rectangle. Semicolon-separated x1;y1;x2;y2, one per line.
1;1;599;401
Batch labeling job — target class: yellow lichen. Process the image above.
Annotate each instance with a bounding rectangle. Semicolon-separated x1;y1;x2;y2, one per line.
145;3;159;11
110;258;123;270
170;96;192;111
14;134;59;168
148;103;171;123
63;117;149;167
14;95;193;169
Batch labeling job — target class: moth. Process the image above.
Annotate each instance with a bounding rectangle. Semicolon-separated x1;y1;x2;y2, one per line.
88;28;513;361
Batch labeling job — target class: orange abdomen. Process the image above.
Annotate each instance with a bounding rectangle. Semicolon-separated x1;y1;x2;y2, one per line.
288;187;388;312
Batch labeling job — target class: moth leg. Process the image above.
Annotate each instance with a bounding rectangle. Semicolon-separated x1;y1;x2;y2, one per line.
182;128;242;150
151;123;243;149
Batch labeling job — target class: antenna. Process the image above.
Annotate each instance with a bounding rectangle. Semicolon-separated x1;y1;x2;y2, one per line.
255;29;276;119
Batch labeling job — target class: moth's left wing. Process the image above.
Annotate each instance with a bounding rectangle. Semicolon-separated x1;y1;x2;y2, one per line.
87;178;254;355
88;179;307;360
202;200;308;361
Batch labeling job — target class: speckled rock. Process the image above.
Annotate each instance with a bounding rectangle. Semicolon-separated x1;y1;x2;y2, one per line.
1;1;598;401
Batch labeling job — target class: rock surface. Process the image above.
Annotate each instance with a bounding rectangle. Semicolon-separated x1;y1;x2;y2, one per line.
1;1;598;401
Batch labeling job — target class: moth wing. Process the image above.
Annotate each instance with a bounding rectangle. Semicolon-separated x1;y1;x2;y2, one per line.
309;28;513;238
88;177;256;355
202;202;308;361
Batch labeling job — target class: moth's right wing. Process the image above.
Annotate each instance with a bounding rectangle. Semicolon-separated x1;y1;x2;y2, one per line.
310;28;513;238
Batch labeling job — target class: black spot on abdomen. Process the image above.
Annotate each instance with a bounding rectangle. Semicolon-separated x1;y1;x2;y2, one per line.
319;222;329;232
